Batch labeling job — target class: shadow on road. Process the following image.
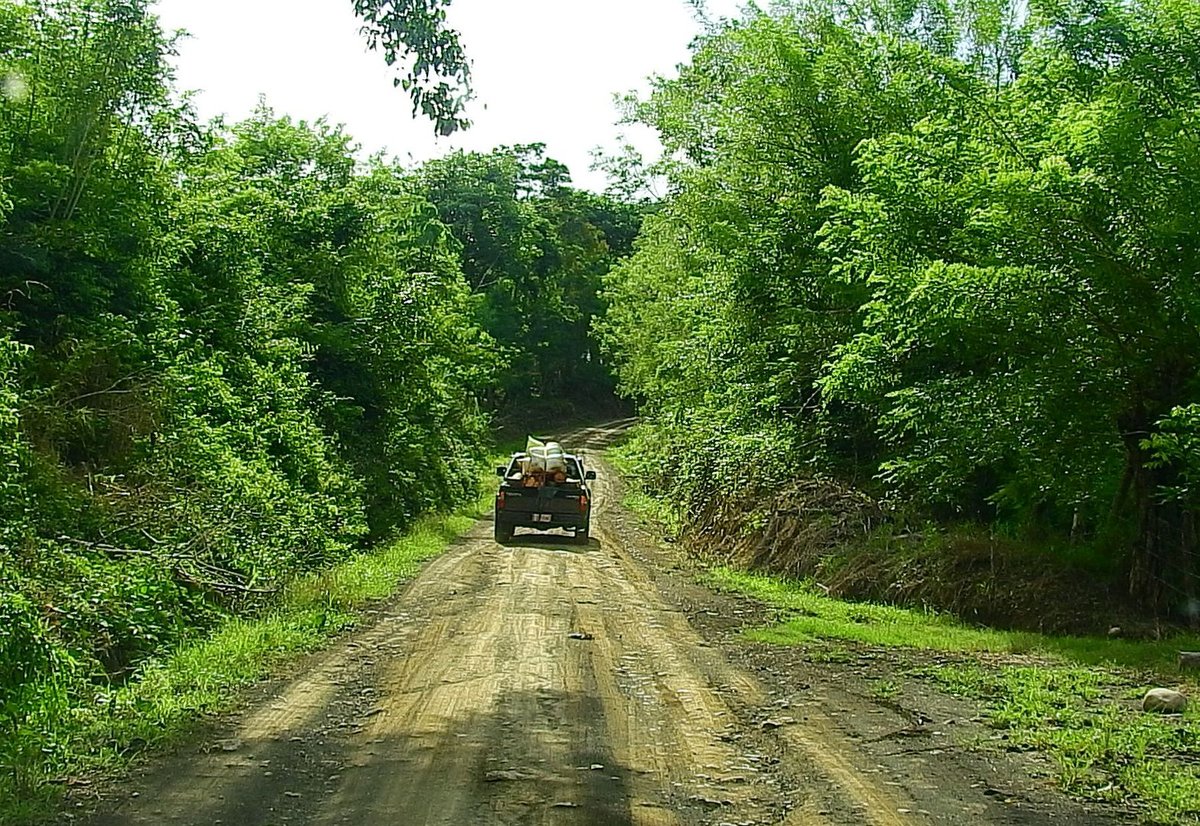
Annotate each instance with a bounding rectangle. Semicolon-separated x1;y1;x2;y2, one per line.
498;532;600;554
90;684;638;826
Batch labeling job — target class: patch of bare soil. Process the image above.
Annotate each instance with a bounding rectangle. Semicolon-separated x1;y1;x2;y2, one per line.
77;422;1124;825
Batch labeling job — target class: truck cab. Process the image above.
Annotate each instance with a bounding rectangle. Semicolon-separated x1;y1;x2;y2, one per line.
494;451;596;544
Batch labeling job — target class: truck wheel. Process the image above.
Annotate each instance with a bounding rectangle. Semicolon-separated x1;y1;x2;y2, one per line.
575;526;589;545
494;519;514;544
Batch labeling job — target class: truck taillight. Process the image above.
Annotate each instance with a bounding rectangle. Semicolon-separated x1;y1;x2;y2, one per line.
497;492;506;509
579;494;588;513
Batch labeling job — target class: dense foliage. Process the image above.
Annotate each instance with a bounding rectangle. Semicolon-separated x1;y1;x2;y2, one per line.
413;146;640;412
599;0;1200;614
14;0;1200;815
0;0;619;812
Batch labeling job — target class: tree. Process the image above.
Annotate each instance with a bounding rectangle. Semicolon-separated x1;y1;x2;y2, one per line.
352;0;471;135
601;0;1200;613
414;146;640;411
0;1;498;800
599;8;948;477
349;0;723;135
821;0;1200;609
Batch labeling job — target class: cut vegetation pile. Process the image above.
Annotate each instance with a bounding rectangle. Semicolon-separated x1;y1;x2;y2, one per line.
684;478;1139;636
685;478;882;575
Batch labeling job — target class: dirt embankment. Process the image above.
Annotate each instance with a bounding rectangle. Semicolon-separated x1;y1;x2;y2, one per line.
684;480;1139;635
77;422;1118;825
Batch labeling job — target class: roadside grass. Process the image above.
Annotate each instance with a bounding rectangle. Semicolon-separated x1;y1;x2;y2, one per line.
605;444;686;536
3;474;493;826
620;488;679;529
707;567;1200;824
601;448;1200;823
708;567;1200;673
88;500;487;754
920;664;1200;823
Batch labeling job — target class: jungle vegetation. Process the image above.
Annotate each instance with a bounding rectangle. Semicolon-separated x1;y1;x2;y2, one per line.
3;0;1200;817
0;0;631;812
599;0;1200;614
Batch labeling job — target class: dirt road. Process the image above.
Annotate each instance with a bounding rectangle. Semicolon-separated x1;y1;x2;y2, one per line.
86;422;1115;825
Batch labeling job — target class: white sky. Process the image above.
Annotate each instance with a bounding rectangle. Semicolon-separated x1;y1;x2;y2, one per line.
152;0;743;192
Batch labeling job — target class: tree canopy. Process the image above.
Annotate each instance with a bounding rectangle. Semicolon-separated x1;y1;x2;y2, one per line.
352;0;471;134
599;0;1200;612
413;145;641;411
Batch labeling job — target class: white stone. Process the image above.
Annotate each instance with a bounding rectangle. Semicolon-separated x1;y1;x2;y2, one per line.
1142;688;1187;713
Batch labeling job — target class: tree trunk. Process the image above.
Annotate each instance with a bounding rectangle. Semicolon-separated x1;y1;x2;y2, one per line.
1122;412;1198;617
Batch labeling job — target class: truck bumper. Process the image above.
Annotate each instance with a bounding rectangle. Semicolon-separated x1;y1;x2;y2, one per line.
500;514;589;531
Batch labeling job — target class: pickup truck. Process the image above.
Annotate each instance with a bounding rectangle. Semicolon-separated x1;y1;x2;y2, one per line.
494;451;596;543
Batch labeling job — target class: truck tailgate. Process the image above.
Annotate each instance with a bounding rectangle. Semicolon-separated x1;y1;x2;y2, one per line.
500;488;584;513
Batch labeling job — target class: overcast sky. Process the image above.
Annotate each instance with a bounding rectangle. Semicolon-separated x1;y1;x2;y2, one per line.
152;0;743;192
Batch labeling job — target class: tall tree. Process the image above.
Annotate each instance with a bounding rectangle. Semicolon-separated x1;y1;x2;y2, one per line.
415;146;640;411
601;0;1200;612
0;2;496;803
821;0;1200;608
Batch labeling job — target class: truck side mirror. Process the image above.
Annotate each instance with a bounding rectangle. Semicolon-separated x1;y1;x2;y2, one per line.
496;466;507;477
585;470;597;480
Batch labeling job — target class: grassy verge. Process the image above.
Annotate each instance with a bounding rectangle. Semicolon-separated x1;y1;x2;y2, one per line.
707;567;1200;824
606;442;686;535
708;567;1200;672
5;476;492;826
923;664;1200;823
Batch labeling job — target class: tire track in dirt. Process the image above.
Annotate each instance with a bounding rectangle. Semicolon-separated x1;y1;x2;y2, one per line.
84;420;1110;826
585;468;911;826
